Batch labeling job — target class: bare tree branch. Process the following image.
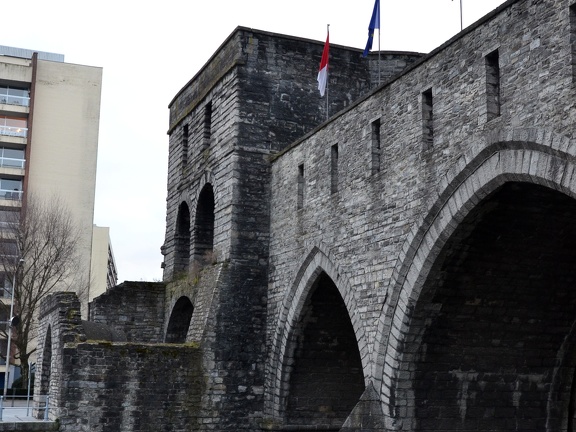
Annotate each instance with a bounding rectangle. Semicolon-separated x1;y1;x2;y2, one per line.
0;194;82;388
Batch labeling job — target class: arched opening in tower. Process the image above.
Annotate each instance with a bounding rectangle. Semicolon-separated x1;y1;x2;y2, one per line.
194;184;215;264
174;202;191;275
284;272;364;428
407;182;576;431
165;296;194;343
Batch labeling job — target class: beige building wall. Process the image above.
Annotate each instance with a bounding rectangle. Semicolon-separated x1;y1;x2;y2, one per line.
26;59;102;310
90;225;117;301
0;48;105;384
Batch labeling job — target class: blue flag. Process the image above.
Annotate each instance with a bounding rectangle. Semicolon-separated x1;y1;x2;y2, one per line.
362;0;380;57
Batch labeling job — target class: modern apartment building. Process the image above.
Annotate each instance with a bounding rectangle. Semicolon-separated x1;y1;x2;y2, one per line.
90;225;118;302
0;45;107;387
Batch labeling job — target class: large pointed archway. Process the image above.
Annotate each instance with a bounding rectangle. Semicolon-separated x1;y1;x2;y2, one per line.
377;141;576;431
407;182;576;430
282;271;365;429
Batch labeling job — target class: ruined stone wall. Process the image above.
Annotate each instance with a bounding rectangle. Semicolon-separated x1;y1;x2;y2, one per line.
34;292;85;422
88;281;166;343
35;292;206;432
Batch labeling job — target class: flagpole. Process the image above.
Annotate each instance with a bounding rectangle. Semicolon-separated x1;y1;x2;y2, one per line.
377;27;381;85
453;0;463;31
326;24;330;121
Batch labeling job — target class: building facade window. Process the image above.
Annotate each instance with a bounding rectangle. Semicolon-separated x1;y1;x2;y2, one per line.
421;88;434;146
0;273;12;298
485;49;501;120
0;117;27;138
0;178;22;200
0;148;25;169
0;86;29;107
0;209;19;230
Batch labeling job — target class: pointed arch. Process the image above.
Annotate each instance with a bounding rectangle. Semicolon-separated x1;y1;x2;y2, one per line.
264;246;369;423
174;202;191;274
193;184;215;264
375;134;576;429
283;271;364;427
165;296;194;343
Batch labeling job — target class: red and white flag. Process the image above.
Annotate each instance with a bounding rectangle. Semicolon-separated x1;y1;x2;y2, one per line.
317;31;329;97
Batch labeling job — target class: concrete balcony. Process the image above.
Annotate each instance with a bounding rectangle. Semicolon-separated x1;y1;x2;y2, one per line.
0;136;26;147
0;167;24;178
0;103;28;117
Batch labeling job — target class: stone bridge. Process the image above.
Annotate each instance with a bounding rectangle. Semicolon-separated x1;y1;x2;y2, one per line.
35;0;576;430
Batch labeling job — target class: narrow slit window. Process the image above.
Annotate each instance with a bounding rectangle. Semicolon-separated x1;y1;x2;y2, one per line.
203;101;212;149
485;50;501;120
182;124;189;171
422;89;434;145
331;144;339;194
297;164;305;209
371;119;381;174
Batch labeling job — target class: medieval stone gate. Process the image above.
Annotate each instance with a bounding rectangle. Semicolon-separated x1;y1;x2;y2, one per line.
34;0;576;431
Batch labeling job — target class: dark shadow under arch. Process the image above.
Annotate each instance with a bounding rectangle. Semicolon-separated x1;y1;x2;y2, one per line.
174;202;191;274
283;272;364;429
400;182;576;431
165;297;194;343
194;184;215;264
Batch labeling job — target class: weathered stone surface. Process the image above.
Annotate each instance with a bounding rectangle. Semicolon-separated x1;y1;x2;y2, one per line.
340;383;387;432
88;281;166;343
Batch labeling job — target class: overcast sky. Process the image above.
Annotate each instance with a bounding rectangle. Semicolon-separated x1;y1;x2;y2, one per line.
1;0;506;282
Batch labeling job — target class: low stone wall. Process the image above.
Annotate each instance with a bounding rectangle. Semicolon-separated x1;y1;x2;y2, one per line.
89;281;166;343
36;292;206;431
58;341;204;432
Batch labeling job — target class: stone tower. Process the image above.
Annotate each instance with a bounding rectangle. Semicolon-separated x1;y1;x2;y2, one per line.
160;27;420;429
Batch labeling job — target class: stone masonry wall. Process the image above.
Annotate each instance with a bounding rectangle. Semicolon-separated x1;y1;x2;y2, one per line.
162;27;422;281
36;292;206;432
160;28;421;430
88;281;166;343
58;342;204;432
34;292;85;422
266;0;576;428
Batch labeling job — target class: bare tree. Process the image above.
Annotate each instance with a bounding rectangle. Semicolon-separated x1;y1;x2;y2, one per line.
0;194;82;389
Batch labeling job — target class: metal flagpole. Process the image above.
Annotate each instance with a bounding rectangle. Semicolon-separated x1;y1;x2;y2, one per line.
460;0;463;30
453;0;463;31
326;24;330;121
378;26;381;85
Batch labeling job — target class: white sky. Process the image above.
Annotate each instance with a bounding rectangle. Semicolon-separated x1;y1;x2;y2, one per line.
1;0;506;282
